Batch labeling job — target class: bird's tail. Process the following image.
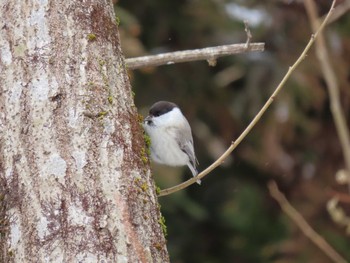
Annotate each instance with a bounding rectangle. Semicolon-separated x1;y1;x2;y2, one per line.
188;163;201;185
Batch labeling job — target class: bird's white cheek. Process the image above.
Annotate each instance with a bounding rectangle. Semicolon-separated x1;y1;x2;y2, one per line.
144;125;160;143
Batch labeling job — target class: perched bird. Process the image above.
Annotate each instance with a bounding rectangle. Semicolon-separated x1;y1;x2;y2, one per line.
143;101;200;184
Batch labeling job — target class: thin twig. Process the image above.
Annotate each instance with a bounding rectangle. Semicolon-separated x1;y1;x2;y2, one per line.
268;181;347;263
305;0;350;192
244;20;252;48
125;43;264;70
158;0;336;197
321;0;350;25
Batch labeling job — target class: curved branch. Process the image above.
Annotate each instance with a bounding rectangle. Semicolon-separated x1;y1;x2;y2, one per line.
158;0;336;197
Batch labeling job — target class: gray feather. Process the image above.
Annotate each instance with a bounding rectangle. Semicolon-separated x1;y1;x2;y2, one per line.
174;121;201;184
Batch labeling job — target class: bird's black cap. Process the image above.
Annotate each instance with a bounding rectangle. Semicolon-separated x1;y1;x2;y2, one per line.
149;101;178;117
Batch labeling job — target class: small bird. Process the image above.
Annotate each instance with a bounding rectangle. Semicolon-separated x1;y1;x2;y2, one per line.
143;101;200;184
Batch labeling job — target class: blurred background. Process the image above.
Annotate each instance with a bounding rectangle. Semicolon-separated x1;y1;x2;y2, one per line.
116;0;350;262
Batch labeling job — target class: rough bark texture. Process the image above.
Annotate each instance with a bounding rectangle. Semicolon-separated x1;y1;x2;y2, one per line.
0;0;169;262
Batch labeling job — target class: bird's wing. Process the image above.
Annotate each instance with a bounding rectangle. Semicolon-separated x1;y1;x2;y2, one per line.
173;122;198;169
181;140;196;162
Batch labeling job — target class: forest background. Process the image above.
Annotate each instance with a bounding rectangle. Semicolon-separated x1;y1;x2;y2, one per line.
117;1;350;262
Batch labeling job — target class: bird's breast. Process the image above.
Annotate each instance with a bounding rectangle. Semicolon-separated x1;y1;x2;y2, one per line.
146;126;188;166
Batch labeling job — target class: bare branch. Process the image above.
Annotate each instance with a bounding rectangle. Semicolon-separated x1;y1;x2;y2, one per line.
158;0;336;197
268;181;347;263
304;0;350;191
125;43;264;70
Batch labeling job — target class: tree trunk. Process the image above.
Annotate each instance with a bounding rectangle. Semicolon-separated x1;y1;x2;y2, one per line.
0;1;169;262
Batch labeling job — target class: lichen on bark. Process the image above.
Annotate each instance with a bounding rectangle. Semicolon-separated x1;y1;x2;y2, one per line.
0;1;169;262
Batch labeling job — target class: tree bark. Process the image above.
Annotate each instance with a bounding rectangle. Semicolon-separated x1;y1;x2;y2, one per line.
0;0;168;262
